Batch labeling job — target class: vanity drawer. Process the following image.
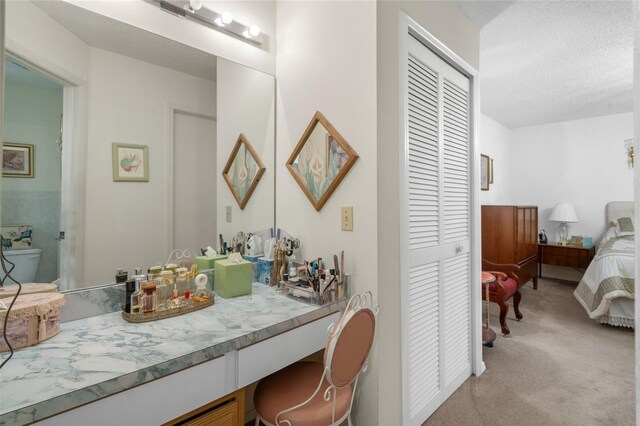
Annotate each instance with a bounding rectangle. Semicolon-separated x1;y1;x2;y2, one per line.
35;355;232;426
237;312;340;388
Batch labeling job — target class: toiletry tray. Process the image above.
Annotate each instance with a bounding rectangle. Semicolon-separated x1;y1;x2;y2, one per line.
122;297;215;323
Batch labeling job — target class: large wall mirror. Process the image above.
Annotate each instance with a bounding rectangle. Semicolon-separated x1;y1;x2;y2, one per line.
2;0;275;290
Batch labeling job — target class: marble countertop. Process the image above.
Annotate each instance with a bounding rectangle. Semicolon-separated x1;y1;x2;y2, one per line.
0;284;342;425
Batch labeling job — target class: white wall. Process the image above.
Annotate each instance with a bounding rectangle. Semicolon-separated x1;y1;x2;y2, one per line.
508;112;634;280
65;0;277;76
83;48;215;286
216;58;275;242
376;2;479;424
275;2;377;423
480;114;511;204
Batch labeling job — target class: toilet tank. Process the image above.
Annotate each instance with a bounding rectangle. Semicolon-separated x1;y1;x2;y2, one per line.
0;248;42;284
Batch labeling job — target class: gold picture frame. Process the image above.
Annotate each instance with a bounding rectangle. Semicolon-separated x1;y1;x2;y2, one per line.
3;142;34;178
286;111;359;211
222;133;266;210
112;143;149;182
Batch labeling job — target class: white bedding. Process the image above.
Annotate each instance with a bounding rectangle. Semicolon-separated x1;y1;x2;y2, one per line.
574;233;634;327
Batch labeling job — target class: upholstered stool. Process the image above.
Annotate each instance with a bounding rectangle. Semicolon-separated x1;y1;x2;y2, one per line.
482;260;524;335
254;292;378;426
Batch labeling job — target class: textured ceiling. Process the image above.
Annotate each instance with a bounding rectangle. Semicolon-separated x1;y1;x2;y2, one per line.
34;1;217;82
476;0;633;129
457;0;515;29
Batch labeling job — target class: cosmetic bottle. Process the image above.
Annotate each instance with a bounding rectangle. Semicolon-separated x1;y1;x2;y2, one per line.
140;282;157;314
176;267;189;299
193;273;212;305
115;268;128;284
124;279;136;313
130;276;145;314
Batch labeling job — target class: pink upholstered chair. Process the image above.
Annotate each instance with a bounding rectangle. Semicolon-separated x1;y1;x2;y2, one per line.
253;292;378;426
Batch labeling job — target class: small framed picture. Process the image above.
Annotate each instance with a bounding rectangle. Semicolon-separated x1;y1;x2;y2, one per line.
3;143;34;178
480;154;490;191
112;143;149;182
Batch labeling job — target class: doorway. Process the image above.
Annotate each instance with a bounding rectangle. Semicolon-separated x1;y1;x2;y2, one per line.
172;110;217;251
2;56;63;283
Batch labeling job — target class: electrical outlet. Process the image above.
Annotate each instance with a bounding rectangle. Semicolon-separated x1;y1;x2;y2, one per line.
226;206;232;223
341;207;353;231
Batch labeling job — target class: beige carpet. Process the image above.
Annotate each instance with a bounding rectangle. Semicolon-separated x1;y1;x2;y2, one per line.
425;278;635;426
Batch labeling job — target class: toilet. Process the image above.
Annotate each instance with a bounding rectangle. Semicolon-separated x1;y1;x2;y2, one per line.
0;248;42;284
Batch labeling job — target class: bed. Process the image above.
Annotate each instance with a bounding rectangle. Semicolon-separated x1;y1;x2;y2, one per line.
574;201;635;328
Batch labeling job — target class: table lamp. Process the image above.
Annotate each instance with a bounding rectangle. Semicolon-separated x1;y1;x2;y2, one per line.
549;203;578;245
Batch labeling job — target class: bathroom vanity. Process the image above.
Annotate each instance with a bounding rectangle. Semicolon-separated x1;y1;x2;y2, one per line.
0;284;342;425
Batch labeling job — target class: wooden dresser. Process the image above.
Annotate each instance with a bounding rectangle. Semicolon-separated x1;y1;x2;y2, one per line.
481;205;539;289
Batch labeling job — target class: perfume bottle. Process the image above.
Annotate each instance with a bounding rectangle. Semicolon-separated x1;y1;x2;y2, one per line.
193;273;212;305
140;282;157;313
129;276;146;314
115;268;128;284
176;267;188;298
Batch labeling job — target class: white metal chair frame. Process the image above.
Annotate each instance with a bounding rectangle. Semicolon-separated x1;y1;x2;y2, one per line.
255;291;379;426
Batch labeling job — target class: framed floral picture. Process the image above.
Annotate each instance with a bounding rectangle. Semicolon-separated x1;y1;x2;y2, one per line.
112;143;149;182
286;111;359;211
3;143;34;178
222;134;266;210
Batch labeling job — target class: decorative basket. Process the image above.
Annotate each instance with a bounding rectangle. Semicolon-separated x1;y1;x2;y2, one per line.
0;293;65;352
0;283;59;298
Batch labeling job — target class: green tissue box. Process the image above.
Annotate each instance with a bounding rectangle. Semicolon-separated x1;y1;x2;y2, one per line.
214;259;253;298
195;254;227;272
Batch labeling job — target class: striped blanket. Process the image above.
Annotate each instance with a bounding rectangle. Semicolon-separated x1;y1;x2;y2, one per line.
574;235;634;319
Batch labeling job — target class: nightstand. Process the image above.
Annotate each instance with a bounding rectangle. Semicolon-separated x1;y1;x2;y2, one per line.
538;243;595;279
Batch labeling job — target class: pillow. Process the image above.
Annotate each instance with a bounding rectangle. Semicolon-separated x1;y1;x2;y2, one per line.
599;226;618;249
614;217;634;237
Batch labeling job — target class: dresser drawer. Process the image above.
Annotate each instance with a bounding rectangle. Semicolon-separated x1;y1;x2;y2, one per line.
539;245;593;268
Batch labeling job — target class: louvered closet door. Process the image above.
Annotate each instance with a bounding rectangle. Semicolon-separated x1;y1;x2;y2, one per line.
404;34;472;425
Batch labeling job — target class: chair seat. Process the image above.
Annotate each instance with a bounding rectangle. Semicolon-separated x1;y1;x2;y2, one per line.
254;361;352;426
488;277;518;299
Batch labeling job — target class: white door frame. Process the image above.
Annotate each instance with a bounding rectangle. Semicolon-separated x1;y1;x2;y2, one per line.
398;11;483;422
632;1;639;422
165;104;216;254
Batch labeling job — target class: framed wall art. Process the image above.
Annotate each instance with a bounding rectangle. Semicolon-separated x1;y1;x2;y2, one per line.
480;154;490;191
222;133;266;210
286;111;359;211
112;143;149;182
3;143;34;178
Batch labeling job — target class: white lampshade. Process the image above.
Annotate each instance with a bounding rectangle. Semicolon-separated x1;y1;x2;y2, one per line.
549;203;578;223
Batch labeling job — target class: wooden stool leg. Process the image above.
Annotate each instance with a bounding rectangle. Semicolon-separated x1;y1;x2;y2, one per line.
498;300;510;335
513;291;523;321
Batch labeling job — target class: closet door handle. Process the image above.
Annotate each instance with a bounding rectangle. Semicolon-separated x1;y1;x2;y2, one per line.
455;244;463;254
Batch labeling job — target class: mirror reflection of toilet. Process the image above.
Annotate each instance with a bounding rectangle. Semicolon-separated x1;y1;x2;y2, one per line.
0;248;42;284
1;225;41;283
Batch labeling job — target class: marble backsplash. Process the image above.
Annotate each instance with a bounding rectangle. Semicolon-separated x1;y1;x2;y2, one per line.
60;284;125;323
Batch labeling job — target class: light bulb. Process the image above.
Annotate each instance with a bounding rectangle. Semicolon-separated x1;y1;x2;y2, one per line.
248;25;260;37
221;12;233;25
188;0;202;11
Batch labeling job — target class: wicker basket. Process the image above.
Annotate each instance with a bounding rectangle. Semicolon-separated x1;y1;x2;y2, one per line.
0;293;65;352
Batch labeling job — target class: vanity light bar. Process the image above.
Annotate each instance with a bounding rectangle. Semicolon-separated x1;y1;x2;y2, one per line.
151;0;264;46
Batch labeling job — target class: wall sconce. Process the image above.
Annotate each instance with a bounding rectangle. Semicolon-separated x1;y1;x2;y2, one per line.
624;139;634;168
150;0;264;46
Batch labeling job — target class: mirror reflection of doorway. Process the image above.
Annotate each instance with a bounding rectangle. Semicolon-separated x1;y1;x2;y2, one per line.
172;110;217;252
2;56;63;283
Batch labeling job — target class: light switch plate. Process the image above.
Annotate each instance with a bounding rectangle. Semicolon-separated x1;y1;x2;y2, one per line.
341;207;353;231
226;206;232;222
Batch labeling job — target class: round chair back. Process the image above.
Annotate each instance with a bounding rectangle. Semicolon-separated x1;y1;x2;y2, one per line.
324;307;376;388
